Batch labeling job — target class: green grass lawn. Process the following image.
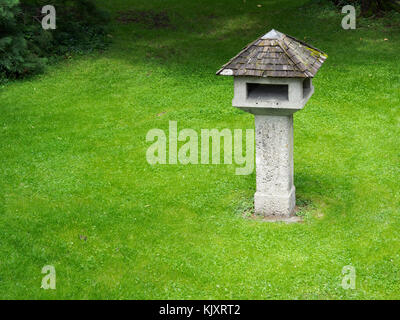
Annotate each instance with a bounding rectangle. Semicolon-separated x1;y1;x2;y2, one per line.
0;0;399;299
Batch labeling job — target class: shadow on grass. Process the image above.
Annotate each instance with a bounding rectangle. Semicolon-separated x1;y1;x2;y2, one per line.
102;1;338;74
295;171;357;221
234;168;357;224
101;0;399;81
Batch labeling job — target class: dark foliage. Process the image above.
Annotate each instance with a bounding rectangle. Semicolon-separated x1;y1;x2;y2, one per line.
0;0;46;81
360;0;400;17
330;0;400;17
0;0;110;83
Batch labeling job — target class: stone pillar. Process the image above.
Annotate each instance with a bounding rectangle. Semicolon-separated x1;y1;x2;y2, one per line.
254;114;295;217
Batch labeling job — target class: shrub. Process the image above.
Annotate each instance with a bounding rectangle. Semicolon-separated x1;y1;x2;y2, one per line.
0;0;110;83
20;0;110;55
0;0;46;82
329;0;400;17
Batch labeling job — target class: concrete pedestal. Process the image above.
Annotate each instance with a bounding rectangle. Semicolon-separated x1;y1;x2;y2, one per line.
230;76;315;219
254;115;295;217
216;29;328;220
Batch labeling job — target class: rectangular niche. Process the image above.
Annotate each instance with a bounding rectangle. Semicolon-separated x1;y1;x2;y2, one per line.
247;83;289;101
303;78;311;98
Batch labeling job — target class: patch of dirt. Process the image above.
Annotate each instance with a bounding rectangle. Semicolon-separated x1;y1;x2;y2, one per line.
248;214;303;224
385;23;400;28
314;211;324;219
237;197;317;223
238;201;304;223
116;10;172;29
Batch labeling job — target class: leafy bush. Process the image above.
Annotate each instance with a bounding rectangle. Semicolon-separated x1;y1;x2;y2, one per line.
0;0;110;83
20;0;110;54
329;0;400;17
0;0;46;81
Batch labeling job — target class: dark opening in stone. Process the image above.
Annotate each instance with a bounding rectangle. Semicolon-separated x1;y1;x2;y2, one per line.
247;83;289;101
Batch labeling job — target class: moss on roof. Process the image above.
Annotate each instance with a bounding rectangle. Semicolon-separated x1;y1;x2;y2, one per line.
216;29;327;78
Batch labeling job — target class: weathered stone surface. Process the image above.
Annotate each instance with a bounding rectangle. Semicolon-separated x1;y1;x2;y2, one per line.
230;76;308;218
254;115;295;216
215;29;327;220
232;76;312;114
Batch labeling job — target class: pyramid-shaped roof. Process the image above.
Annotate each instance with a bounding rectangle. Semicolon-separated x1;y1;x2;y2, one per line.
216;29;327;78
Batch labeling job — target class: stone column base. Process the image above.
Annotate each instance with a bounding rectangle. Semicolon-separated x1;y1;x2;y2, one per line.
254;186;296;217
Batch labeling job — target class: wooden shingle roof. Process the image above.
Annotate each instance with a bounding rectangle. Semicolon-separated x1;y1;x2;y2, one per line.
216;29;327;78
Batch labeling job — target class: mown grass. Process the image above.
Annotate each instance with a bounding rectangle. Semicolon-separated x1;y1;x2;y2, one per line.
0;0;399;299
